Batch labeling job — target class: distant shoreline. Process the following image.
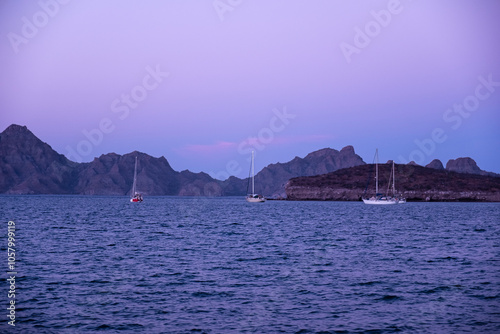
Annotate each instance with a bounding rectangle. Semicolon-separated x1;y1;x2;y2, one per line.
1;194;498;203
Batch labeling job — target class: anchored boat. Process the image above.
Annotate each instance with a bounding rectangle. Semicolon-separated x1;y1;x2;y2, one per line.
246;151;265;203
130;156;143;203
363;149;406;205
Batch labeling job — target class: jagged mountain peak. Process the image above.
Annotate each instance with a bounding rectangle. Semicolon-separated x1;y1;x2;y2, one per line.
2;124;48;147
446;157;481;174
3;124;29;133
305;147;339;158
340;145;355;154
250;146;366;197
426;159;444;170
0;124;74;194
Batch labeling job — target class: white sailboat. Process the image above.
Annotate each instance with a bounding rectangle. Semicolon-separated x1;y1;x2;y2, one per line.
130;156;143;202
246;151;265;203
392;161;406;204
362;149;405;205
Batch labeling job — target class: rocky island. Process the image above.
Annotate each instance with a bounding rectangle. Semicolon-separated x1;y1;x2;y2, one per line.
285;163;500;202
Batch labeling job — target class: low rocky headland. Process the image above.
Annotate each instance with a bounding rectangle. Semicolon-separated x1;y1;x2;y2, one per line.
285;164;500;202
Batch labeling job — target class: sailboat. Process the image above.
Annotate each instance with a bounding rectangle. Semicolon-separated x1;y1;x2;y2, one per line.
246;151;265;203
362;149;405;205
130;156;143;202
391;160;406;204
386;160;406;204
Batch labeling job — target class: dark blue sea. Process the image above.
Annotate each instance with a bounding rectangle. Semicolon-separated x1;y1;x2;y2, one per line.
1;196;499;333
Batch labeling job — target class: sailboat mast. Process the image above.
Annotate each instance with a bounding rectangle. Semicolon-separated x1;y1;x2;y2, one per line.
392;160;396;195
375;149;379;194
132;156;138;195
251;151;255;195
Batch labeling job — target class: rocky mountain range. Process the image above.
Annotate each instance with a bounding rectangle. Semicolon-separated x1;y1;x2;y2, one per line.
0;124;364;196
0;124;497;197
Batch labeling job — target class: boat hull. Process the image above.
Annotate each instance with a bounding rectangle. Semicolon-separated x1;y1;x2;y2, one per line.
246;196;265;203
362;198;398;205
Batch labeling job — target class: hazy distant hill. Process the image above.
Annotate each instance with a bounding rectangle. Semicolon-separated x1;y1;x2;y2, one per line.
0;124;497;197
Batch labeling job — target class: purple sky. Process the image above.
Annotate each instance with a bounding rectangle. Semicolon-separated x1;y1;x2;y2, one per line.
1;0;499;177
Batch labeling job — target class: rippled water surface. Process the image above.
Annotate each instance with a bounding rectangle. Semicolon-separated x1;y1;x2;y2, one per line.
1;196;499;333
